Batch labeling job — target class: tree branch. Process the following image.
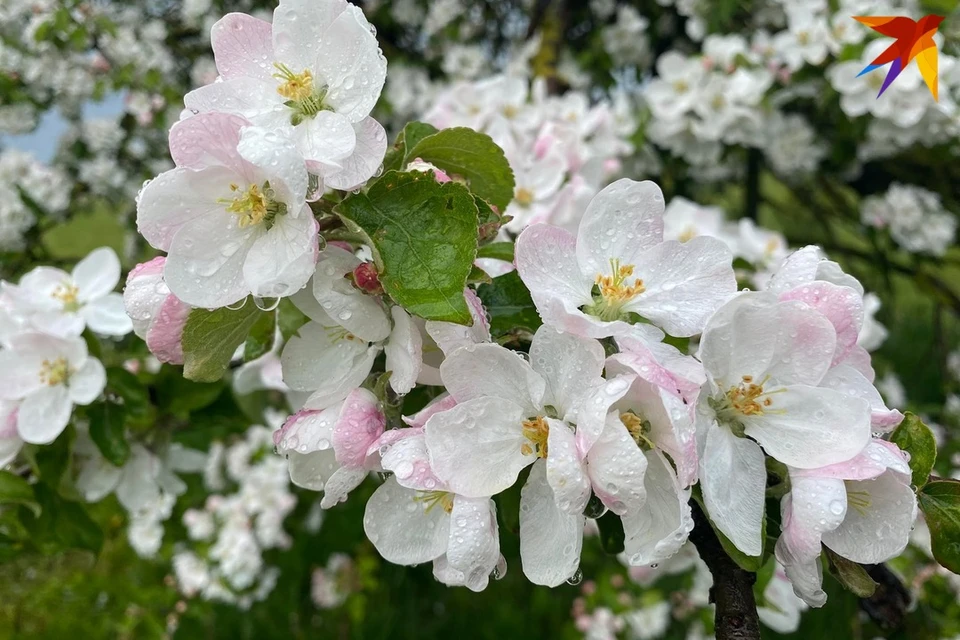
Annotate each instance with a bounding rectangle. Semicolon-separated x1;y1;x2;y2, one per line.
689;501;762;640
859;564;910;632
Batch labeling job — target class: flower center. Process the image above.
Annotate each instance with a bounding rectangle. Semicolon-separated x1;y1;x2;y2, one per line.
797;31;810;46
51;283;81;312
219;181;287;229
583;258;646;321
620;411;654;450
325;326;359;343
273;63;331;125
846;488;871;516
725;374;775;415
711;94;726;110
515;187;535;206
502;104;519;119
673;80;689;94
414;490;455;514
520;415;549;458
39;357;70;386
677;226;697;243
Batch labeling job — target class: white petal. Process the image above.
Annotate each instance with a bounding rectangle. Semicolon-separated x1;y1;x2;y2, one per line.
182;78;281;123
116;446;161;511
819;365;902;431
210;13;275;82
424;288;490;356
17;385;72;445
76;455;122;502
312;247;390;342
514;223;593;318
424;397;531;498
529;325;605;420
586;414;648;515
519;460;584;587
294;111;357;169
82;293;133;337
324;118;388;190
780;556;827;608
385;306;422;395
446;496;500;584
545;419;591;515
287;449;339;491
821;473;917;564
776;475;847;565
281;321;375;401
622;449;693;565
700;424;766;557
242;209;318;300
68;357;105;405
573;374;634;455
73;247;121;302
380;429;446;491
624;236;736;337
439;343;544;415
237;125;308;207
576;179;665;278
168;112;254;176
363;477;450;565
319;466;367;508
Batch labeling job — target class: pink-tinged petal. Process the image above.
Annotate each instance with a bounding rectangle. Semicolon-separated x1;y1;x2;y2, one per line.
402;394;458;429
776;475;847;566
275;405;341;454
332;388;385;469
123;258;168;337
445;496;500;588
210;13;274;82
515;223;593;317
576;179;665;278
439;343;544;416
700;424;766;557
73;247;121;302
182;77;281;121
611;334;706;402
821;473;917;564
816;260;864;296
529;325;605;420
68;357;105;405
323;117;387;190
17;385;71;445
363;477;450;564
168;112;253;177
145;293;191;365
625;236;737;337
794;439;910;482
586;415;648;515
545;419;591;515
424;289;490;356
380;429;447;491
312;246;390;342
164;212;258;308
836;344;875;382
385;306;422;395
780;281;863;364
819;364;902;431
622;449;693;566
136;165;238;252
243;209;318;300
574;375;634;455
519;459;584;587
82;293;132;337
424;397;530;498
319;466;367;508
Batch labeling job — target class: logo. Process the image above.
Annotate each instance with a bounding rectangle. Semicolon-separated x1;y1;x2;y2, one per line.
853;15;944;100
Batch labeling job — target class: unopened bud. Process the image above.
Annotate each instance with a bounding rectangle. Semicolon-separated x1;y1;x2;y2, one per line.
353;262;383;295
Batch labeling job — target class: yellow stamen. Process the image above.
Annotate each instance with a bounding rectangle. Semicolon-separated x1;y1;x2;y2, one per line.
725;374;786;416
502;104;519;119
620;411;655;450
677;226;697;243
39;357;70;386
220;183;267;228
672;80;689;93
595;259;645;304
711;94;726;110
273;63;314;102
414;490;454;514
51;283;80;312
521;416;549;458
325;326;359;343
515;187;535;207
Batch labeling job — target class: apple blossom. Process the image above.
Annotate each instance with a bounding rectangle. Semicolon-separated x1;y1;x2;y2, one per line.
123;256;191;365
137;112;318;308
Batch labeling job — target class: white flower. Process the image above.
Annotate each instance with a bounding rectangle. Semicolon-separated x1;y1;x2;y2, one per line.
1;247;131;338
0;332;104;444
137;113;318;307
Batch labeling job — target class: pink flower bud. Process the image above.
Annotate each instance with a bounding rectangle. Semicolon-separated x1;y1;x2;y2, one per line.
353;262;384;295
123;257;191;365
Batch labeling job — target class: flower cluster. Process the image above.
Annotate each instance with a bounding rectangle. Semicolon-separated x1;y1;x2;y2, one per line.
861;183;957;257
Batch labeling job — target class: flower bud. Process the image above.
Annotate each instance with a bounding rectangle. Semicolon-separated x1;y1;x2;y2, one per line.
352;262;383;295
123;257;192;364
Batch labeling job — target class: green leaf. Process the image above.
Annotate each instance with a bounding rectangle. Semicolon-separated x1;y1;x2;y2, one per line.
105;367;151;425
0;471;40;517
466;265;492;286
405;127;516;210
22;426;76;498
244;308;277;361
382;121;439;173
824;546;878;597
474;195;505;242
890;412;937;488
476;271;542;337
753;556;778;605
87;401;129;467
21;484;102;555
918;479;960;574
277;297;309;342
156;369;225;417
336;171;479;324
477;241;515;262
41;207;126;261
596;511;625;554
181;301;264;382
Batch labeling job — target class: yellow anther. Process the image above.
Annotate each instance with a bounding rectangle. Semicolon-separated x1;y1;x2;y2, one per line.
502;104;519;119
414;490;455;514
677;226;697;243
673;80;689;93
595;259;645;304
711;94;726;110
220;183;268;228
521;416;550;458
620;411;655;450
725;374;785;416
515;187;535;206
39;357;70;386
51;283;80;311
273;63;314;102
